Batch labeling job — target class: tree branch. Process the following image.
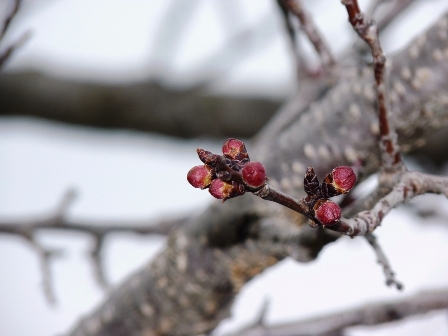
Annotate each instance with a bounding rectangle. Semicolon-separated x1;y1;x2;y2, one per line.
0;71;280;138
0;189;186;297
62;11;448;334
227;288;448;336
278;0;335;75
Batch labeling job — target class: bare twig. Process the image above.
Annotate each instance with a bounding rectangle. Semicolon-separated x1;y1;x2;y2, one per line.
26;239;64;305
376;0;415;33
334;171;448;236
277;0;335;74
276;0;309;79
365;233;403;290
226;288;448;336
341;0;405;176
89;234;108;289
0;0;20;41
0;189;186;298
0;30;30;70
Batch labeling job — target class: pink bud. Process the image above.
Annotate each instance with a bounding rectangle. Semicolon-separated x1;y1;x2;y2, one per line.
222;138;249;161
314;199;341;226
209;179;244;201
187;165;213;189
332;166;356;193
241;161;267;189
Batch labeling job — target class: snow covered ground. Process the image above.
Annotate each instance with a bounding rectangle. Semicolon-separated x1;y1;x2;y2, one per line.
1;0;448;335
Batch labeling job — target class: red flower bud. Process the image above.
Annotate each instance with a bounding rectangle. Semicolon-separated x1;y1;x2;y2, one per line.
332;166;356;193
209;179;245;201
321;166;356;198
222;138;249;161
241;161;267;189
187;165;213;189
314;199;341;226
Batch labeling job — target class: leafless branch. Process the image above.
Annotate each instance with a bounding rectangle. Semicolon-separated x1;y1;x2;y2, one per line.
0;189;186;298
66;11;448;335
30;240;64;304
334;171;448;236
0;71;280;138
341;0;405;177
0;0;31;70
0;27;29;70
365;233;403;290
226;288;448;336
278;0;335;75
375;0;416;33
0;0;20;40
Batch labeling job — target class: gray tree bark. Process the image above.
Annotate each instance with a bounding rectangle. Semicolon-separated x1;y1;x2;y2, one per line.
66;12;448;336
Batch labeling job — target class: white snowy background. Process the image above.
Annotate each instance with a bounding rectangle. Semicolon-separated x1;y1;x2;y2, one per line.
1;0;448;335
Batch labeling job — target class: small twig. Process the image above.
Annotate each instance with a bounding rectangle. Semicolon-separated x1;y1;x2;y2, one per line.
333;171;448;237
25;238;64;305
254;184;310;216
341;0;405;176
0;0;21;41
366;0;392;19
278;0;335;74
0;190;186;300
365;233;403;290
89;234;109;289
376;0;415;33
276;0;308;79
0;30;30;70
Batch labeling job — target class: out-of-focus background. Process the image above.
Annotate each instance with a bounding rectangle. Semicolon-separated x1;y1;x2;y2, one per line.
1;0;448;335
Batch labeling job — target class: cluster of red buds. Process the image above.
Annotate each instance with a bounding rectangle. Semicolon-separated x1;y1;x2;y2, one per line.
187;138;267;201
187;138;356;227
304;166;356;226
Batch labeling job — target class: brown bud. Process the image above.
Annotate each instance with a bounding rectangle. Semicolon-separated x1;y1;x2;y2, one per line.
209;179;245;202
314;199;341;226
304;167;321;198
187;165;214;189
197;148;220;166
222;138;249;161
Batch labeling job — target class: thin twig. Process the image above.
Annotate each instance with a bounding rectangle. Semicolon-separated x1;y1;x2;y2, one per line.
89;234;108;289
0;30;30;70
341;0;405;176
334;171;448;237
278;0;335;73
26;239;63;305
365;233;403;290
376;0;415;33
0;0;21;41
0;189;187;299
276;0;309;79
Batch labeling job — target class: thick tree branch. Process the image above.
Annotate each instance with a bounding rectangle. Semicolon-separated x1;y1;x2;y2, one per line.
0;72;280;138
65;12;448;335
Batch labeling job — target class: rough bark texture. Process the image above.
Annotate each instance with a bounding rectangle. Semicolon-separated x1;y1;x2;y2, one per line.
66;13;448;336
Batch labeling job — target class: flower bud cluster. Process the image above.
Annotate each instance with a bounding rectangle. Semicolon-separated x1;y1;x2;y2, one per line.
187;138;267;202
304;166;356;226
